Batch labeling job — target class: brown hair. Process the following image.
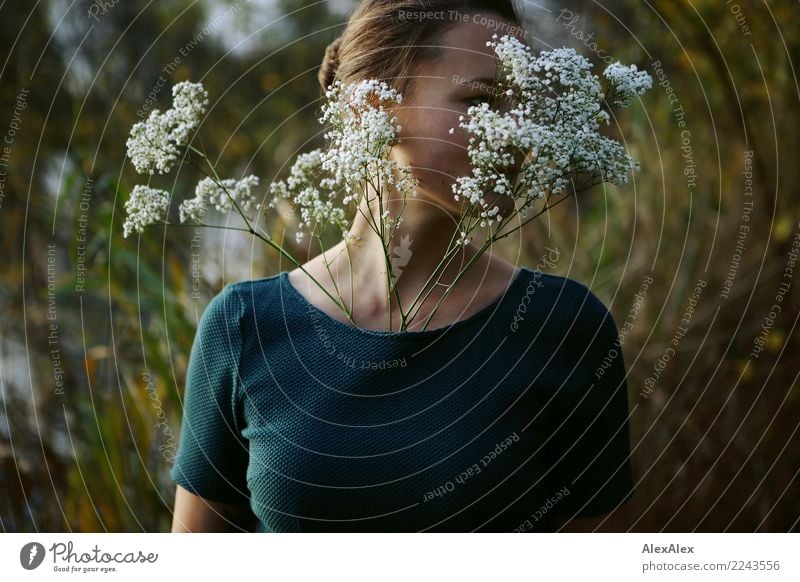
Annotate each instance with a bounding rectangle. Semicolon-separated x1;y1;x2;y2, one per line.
318;0;524;98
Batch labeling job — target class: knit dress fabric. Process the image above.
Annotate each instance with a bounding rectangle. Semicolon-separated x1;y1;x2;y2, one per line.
170;266;635;532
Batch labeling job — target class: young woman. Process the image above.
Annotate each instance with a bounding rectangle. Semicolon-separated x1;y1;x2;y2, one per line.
170;0;635;533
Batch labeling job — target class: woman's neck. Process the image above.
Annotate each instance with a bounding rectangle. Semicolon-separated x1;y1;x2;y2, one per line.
289;194;518;331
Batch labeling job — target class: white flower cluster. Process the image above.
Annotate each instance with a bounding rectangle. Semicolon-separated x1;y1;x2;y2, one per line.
122;185;171;238
452;34;652;229
123;80;269;239
268;149;347;243
603;62;653;107
179;175;261;223
269;79;418;243
125;81;208;174
319;79;416;202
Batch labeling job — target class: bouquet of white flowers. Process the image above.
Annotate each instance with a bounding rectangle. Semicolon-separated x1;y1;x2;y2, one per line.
452;35;652;240
123;34;651;332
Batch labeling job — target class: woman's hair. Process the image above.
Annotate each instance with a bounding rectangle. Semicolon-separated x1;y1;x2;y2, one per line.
318;0;524;98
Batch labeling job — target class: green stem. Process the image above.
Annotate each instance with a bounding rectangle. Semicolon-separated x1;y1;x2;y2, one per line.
363;172;410;331
401;204;469;324
418;236;495;332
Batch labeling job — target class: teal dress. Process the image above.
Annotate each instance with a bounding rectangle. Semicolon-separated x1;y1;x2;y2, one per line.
170;267;635;531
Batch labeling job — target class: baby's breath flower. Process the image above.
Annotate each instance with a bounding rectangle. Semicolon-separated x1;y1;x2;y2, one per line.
125;81;209;175
603;62;653;107
179;175;260;223
450;35;652;221
267;149;347;242
319;79;415;201
122;185;171;238
456;231;471;246
268;80;418;242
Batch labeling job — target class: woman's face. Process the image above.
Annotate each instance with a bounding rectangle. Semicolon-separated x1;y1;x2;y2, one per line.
388;14;527;219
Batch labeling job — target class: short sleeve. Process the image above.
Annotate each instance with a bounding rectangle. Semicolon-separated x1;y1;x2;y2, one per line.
170;284;251;504
544;282;635;519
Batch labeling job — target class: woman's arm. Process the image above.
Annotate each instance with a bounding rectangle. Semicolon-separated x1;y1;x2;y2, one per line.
171;485;259;532
170;286;254;532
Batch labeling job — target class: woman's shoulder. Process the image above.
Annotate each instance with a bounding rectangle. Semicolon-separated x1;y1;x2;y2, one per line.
520;269;618;339
219;272;287;313
531;270;613;315
544;273;621;355
196;274;284;332
197;280;247;327
219;272;298;329
226;271;284;296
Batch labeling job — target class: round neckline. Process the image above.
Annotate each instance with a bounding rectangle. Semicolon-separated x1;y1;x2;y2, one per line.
278;266;531;339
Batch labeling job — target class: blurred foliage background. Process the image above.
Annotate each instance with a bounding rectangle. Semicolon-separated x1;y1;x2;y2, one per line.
0;0;797;532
